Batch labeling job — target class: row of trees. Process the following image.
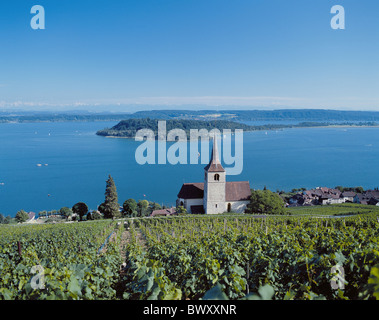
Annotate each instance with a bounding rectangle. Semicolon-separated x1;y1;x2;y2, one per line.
1;210;31;224
0;213;13;224
2;175;166;224
62;175;164;221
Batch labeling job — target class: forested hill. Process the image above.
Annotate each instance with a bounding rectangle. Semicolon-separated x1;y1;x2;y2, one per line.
2;109;379;123
125;109;379;122
95;118;256;138
95;118;379;138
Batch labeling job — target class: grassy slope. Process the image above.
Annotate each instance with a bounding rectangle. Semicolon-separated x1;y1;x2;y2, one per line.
286;203;379;216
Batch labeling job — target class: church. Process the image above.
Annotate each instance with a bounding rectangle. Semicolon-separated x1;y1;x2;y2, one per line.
177;135;251;214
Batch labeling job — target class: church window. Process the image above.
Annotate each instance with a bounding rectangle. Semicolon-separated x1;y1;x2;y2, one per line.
227;203;232;212
214;174;220;181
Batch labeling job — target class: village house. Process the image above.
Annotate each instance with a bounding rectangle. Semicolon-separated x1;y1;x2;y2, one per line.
341;191;357;202
288;187;345;206
288;187;379;207
150;207;177;217
354;190;379;206
319;188;344;205
25;212;36;223
176;135;251;214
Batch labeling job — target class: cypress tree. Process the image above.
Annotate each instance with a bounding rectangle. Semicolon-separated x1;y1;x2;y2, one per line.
103;175;120;219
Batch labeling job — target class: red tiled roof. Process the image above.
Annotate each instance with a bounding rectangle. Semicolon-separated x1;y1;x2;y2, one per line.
27;212;36;220
366;190;379;199
177;183;204;199
204;162;226;172
320;193;340;199
226;181;251;201
177;181;251;202
151;207;177;216
342;191;357;197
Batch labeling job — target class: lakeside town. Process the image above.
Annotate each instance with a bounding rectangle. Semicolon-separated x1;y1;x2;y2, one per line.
285;186;379;207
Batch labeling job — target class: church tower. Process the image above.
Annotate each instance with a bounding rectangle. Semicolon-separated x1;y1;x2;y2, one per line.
203;134;226;214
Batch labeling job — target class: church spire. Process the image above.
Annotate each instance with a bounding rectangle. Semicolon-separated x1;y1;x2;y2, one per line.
204;133;225;172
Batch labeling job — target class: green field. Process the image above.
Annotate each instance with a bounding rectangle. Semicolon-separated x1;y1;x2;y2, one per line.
1;213;379;300
286;203;379;216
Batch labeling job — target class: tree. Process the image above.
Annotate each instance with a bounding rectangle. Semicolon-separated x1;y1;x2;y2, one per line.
355;186;364;194
249;189;285;215
38;210;47;219
59;207;73;220
123;199;137;217
177;206;187;215
0;214;12;224
137;200;149;217
147;202;161;216
92;211;102;220
15;210;29;223
72;202;88;221
335;186;344;192
103;175;120;219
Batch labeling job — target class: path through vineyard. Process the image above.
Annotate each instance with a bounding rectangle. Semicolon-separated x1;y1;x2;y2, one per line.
119;224;147;272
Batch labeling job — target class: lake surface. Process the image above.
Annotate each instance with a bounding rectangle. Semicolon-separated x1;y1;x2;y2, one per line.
1;121;379;216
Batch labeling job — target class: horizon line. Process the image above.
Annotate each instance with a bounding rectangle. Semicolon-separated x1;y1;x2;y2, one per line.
2;105;379;114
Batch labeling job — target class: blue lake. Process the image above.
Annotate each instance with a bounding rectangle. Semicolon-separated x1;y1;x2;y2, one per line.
1;121;379;216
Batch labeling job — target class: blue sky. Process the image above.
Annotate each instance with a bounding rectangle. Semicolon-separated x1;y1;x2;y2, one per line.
1;0;379;111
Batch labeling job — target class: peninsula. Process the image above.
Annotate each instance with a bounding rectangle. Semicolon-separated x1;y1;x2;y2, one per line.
96;118;379;139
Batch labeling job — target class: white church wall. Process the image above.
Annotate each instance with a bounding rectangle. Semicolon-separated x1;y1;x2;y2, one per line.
206;202;226;214
181;198;203;213
227;201;249;213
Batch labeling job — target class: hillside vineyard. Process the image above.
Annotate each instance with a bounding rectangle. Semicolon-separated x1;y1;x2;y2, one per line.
1;215;379;300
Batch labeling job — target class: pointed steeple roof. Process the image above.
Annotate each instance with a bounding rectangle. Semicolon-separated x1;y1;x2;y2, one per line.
204;133;225;172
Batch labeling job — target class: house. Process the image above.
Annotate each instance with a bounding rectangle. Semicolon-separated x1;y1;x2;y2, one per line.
288;187;379;207
354;193;369;205
365;190;379;200
151;207;177;217
341;191;357;203
177;135;251;214
364;190;379;206
319;193;344;205
288;191;319;206
354;190;379;205
368;198;379;206
287;187;356;206
25;212;36;223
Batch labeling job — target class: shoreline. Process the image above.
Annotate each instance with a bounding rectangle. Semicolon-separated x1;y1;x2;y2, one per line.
98;124;379;139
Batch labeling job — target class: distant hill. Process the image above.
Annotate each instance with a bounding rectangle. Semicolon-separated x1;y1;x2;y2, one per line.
2;109;379;123
126;109;379;122
96;118;256;138
96;118;379;139
0;113;131;123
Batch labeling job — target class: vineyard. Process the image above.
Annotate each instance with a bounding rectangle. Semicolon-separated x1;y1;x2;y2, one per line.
1;213;379;300
0;220;123;299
